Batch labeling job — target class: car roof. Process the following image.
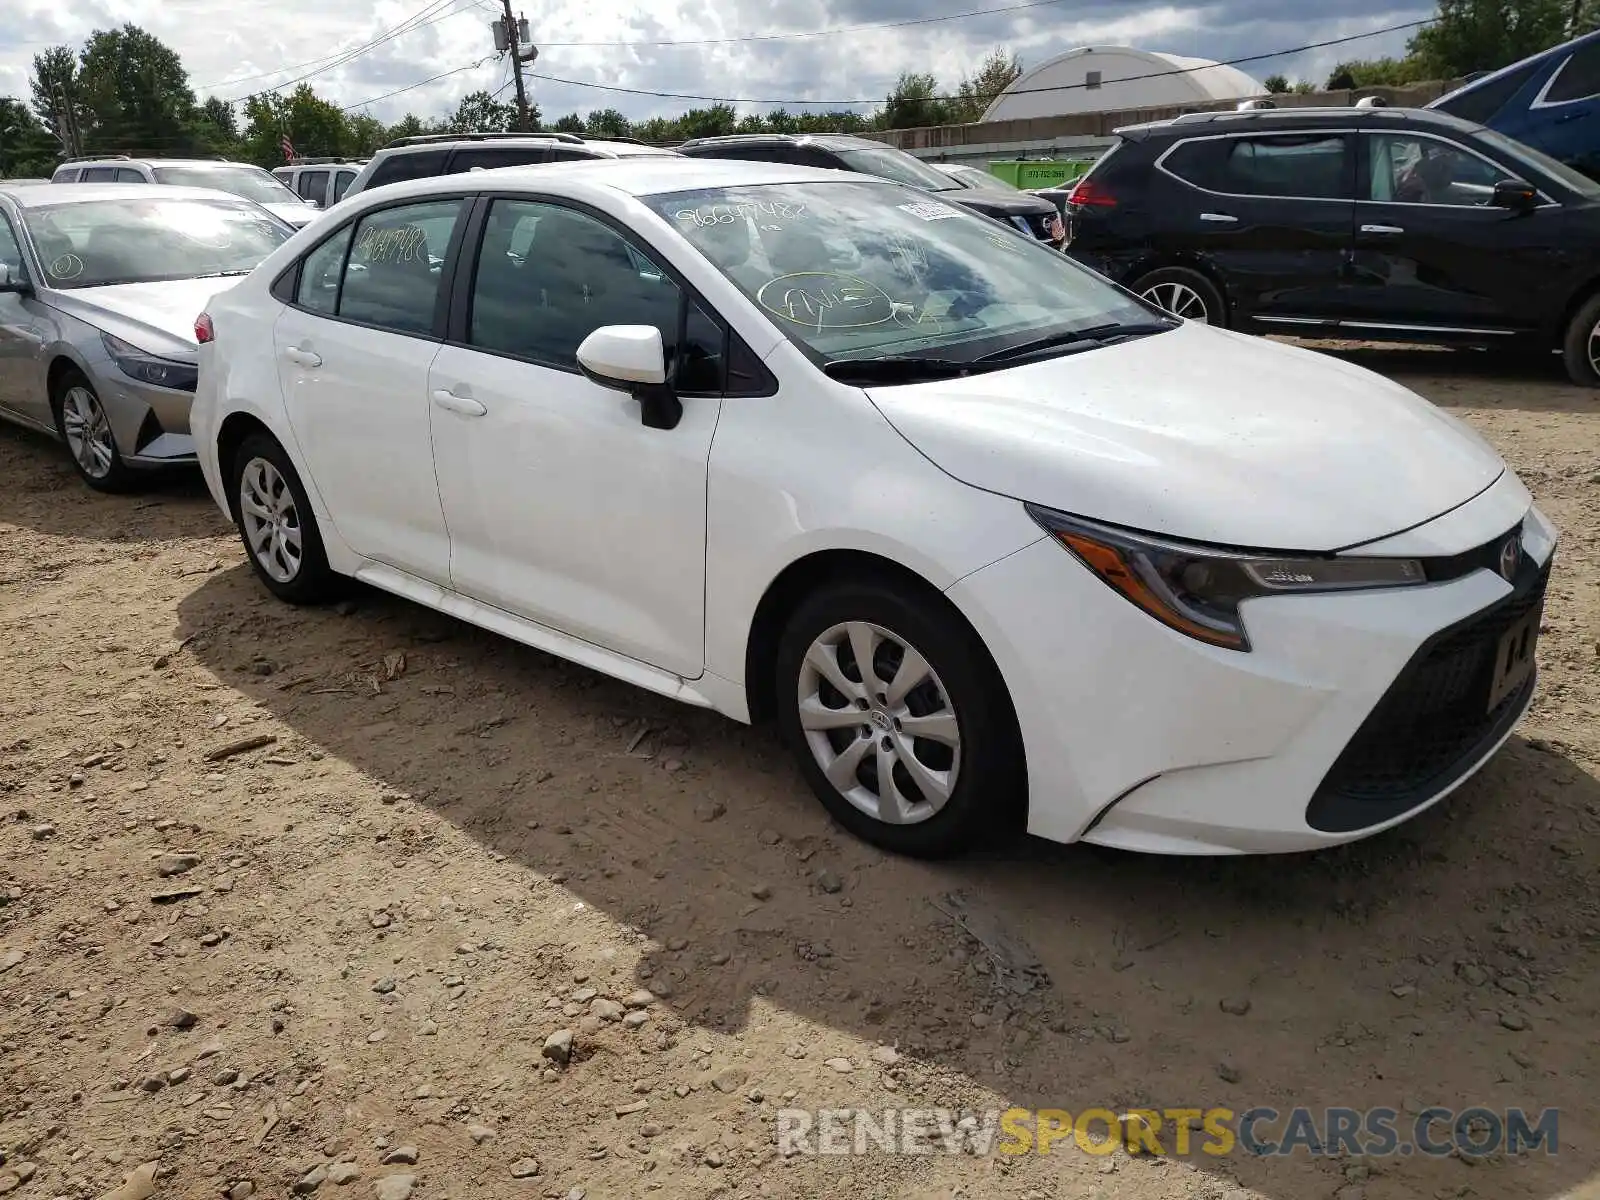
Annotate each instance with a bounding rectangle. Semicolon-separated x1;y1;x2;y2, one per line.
346;156;887;204
679;133;879;152
1116;105;1490;140
61;158;267;169
379;136;671;158
2;182;264;208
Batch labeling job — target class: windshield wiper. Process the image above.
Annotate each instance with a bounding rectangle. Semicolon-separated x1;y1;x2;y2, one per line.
195;269;253;278
822;354;979;383
972;320;1177;365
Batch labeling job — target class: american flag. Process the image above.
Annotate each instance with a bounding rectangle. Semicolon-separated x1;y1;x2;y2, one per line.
280;134;296;162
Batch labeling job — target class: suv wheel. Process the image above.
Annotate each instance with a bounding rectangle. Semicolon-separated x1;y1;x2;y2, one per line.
1132;266;1226;326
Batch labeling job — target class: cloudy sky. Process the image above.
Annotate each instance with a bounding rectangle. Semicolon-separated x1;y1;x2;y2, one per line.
2;0;1434;127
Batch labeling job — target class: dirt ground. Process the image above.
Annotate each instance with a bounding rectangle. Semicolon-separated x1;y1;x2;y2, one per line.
1;342;1597;1200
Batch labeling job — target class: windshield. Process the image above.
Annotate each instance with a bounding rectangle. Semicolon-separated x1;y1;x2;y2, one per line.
23;198;292;289
952;166;1021;193
1476;128;1600;197
152;164;302;205
650;180;1160;364
835;145;964;192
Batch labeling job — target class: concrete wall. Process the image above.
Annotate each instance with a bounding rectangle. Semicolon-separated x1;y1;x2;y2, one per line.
868;80;1467;166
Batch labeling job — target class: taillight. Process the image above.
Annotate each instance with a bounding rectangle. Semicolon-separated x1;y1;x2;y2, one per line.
1067;178;1116;208
195;313;214;344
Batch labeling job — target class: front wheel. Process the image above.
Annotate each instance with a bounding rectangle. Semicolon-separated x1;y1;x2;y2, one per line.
54;371;136;493
1131;266;1226;326
1560;292;1600;386
774;578;1024;859
229;432;341;604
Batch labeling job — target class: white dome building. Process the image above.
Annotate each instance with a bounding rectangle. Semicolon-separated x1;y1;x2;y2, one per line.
981;46;1264;122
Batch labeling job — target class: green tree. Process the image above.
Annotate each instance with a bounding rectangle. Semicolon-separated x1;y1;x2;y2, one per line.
677;104;738;139
1406;0;1571;78
0;98;59;178
1263;73;1290;93
347;113;390;154
1292;80;1318;95
385;113;427;143
1576;0;1600;33
735;112;768;134
764;107;797;134
239;84;352;167
551;111;585;133
950;50;1022;122
632;116;682;144
583;107;631;138
447;89;518;134
1326;58;1419;89
75;24;203;156
29;46;82;152
881;72;948;129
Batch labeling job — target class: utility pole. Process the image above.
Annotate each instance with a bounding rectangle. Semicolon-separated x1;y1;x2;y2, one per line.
492;0;538;132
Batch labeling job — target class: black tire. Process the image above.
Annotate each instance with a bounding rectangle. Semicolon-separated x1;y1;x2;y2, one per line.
774;577;1025;859
52;369;138;493
228;432;341;604
1130;265;1227;327
1560;292;1600;386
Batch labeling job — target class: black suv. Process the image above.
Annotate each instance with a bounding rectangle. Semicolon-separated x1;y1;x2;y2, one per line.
1064;105;1600;385
345;132;678;199
676;133;1064;247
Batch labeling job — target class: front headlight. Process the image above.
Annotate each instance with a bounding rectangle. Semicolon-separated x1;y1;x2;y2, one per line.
1026;505;1426;652
101;332;199;392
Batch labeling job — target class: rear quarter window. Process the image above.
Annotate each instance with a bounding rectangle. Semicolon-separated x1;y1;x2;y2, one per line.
1543;41;1600;105
365;149;450;191
1434;60;1542;124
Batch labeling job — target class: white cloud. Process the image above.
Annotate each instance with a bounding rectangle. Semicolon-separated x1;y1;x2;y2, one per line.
0;0;1432;129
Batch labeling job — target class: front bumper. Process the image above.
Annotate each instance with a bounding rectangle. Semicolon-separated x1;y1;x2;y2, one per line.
92;361;199;468
947;485;1557;855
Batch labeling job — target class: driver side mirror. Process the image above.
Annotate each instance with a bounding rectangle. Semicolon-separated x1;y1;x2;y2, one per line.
0;263;31;295
576;325;682;431
1491;179;1538;212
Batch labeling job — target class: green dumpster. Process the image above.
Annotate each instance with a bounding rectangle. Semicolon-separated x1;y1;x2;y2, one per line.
986;159;1093;190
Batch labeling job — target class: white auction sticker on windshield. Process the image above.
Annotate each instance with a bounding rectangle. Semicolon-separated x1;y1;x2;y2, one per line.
897;201;959;221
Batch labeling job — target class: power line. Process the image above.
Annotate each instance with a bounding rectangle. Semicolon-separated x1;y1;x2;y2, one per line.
528;17;1435;107
338;56;497;111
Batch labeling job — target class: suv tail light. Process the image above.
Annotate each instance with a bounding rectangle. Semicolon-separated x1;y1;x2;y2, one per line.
1067;178;1117;208
195;312;214;344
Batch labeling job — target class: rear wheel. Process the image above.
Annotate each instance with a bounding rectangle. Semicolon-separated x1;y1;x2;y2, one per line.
53;370;136;493
774;577;1024;859
1132;266;1226;326
229;432;341;604
1560;292;1600;386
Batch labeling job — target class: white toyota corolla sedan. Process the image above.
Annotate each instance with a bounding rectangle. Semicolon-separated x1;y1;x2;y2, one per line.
190;157;1557;859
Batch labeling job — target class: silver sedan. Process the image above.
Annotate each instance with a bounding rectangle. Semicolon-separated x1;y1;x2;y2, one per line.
0;183;294;491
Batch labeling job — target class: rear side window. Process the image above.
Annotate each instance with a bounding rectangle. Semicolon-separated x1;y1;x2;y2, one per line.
332;170;357;202
1164;134;1351;199
337;198;465;334
1435;60;1542;124
448;146;549;172
115;168;145;182
1543;41;1600;105
296;170;329;202
81;167;118;182
364;150;450;191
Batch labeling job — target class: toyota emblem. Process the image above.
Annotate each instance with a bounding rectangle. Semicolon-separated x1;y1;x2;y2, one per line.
1498;534;1521;582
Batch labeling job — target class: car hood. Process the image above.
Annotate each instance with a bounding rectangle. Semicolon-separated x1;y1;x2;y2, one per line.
47;277;232;356
265;201;317;228
944;190;1058;218
863;322;1506;552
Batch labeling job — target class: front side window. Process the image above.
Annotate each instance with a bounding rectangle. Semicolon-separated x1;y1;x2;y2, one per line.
467;198;721;388
0;215;27;286
1543;41;1600;105
1167;134;1351;199
1367;134;1513;205
332;170;357;202
1477;127;1600;197
336;198;465;334
21;197;291;289
296;170;329;202
151;165;301;205
647;180;1160;365
80;167;118;182
449;146;549;172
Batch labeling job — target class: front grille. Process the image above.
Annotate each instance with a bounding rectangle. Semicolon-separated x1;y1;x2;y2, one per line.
1306;556;1549;834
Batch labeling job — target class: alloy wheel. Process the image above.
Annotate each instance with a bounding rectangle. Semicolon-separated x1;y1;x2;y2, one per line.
1141;281;1211;323
61;386;115;479
796;620;962;826
1588;316;1600;378
238;457;303;584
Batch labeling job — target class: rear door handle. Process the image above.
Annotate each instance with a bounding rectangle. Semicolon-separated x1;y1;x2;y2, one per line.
1360;224;1405;235
1199;212;1238;223
432;388;487;417
282;346;322;368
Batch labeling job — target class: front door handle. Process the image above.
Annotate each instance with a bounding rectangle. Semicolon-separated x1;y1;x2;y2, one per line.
282;346;322;368
1360;224;1405;235
1199;212;1238;223
432;388;487;417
